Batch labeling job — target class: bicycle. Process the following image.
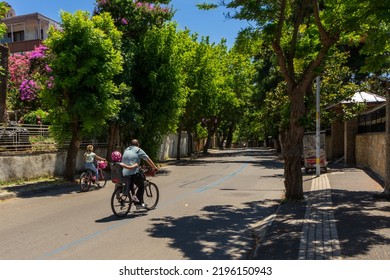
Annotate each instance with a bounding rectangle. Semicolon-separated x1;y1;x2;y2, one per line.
110;164;159;218
79;160;108;192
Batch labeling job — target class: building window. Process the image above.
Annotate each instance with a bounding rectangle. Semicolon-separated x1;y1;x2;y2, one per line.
7;31;25;42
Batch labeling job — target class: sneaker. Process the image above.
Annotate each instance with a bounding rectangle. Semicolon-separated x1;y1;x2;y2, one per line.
131;195;140;203
135;203;148;210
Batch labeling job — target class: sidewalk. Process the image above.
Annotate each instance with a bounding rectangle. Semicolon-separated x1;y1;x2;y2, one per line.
251;164;390;260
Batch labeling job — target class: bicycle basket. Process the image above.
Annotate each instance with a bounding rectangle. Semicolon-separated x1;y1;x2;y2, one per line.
98;161;107;169
144;168;156;177
110;163;123;183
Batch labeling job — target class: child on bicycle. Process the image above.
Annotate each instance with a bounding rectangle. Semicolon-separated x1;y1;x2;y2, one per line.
83;145;106;181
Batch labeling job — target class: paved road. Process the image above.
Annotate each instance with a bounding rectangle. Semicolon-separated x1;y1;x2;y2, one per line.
0;148;285;260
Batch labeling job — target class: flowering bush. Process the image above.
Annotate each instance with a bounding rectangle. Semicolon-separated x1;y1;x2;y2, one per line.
28;45;48;60
7;44;53;115
19;79;40;101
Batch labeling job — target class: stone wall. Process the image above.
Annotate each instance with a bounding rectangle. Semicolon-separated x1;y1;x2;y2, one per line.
0;147;106;182
0;133;191;182
355;132;385;179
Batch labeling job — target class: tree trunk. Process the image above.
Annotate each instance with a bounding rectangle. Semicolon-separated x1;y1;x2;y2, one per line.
64;120;82;182
226;125;234;148
187;130;193;156
202;118;218;154
203;131;212;154
283;89;306;200
176;128;181;160
0;45;9;124
106;122;119;159
218;132;226;149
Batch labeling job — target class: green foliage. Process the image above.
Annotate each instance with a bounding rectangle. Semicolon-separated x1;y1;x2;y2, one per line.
94;0;177;157
304;49;359;128
182;38;226;127
22;109;49;124
360;21;390;74
131;23;189;157
0;2;8;36
43;11;123;142
195;123;208;139
196;3;218;10
94;0;174;39
224;0;389;134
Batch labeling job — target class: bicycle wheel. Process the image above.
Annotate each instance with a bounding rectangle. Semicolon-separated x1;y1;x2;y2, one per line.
143;181;159;210
111;185;132;217
97;169;108;188
79;171;92;192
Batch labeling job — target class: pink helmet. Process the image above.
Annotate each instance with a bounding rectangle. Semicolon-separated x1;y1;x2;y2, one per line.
111;151;122;162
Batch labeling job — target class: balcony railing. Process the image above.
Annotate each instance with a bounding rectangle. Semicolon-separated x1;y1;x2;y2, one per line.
4;39;43;53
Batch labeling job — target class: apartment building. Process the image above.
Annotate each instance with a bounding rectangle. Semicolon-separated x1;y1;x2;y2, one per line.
0;4;60;53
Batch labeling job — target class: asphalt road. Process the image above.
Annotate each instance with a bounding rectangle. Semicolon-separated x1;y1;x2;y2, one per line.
0;148;285;260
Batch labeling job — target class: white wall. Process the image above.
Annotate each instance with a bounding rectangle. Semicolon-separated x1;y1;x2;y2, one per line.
159;132;189;160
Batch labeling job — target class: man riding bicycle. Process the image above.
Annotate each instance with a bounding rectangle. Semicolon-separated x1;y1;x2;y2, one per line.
119;139;158;210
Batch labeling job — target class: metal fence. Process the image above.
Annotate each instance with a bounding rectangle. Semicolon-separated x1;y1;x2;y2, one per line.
0;122;107;154
358;104;386;134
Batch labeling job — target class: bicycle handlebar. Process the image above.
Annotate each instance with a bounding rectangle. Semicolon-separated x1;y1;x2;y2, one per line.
140;165;157;177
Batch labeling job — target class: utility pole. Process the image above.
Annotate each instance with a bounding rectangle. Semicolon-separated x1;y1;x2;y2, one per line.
316;76;321;176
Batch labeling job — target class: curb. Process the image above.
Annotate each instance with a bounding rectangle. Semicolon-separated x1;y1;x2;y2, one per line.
249;204;281;258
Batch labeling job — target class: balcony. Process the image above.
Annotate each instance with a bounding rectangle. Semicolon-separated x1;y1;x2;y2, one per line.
5;39;43;53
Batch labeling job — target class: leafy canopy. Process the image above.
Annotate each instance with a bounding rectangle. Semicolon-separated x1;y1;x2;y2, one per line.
43;10;124;141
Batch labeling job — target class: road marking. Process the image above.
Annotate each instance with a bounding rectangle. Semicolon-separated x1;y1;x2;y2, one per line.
35;163;249;259
36;219;129;259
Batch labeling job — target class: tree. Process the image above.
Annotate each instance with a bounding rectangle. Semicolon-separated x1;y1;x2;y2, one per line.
94;0;175;158
217;49;255;149
131;23;189;158
43;11;123;181
212;0;390;200
180;38;227;154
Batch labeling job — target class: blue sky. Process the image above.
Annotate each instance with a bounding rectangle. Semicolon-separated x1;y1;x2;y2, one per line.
5;0;250;48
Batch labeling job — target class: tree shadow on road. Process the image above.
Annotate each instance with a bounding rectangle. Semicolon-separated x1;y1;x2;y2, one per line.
248;187;390;260
331;189;390;259
1;181;80;199
163;148;283;169
146;199;281;260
